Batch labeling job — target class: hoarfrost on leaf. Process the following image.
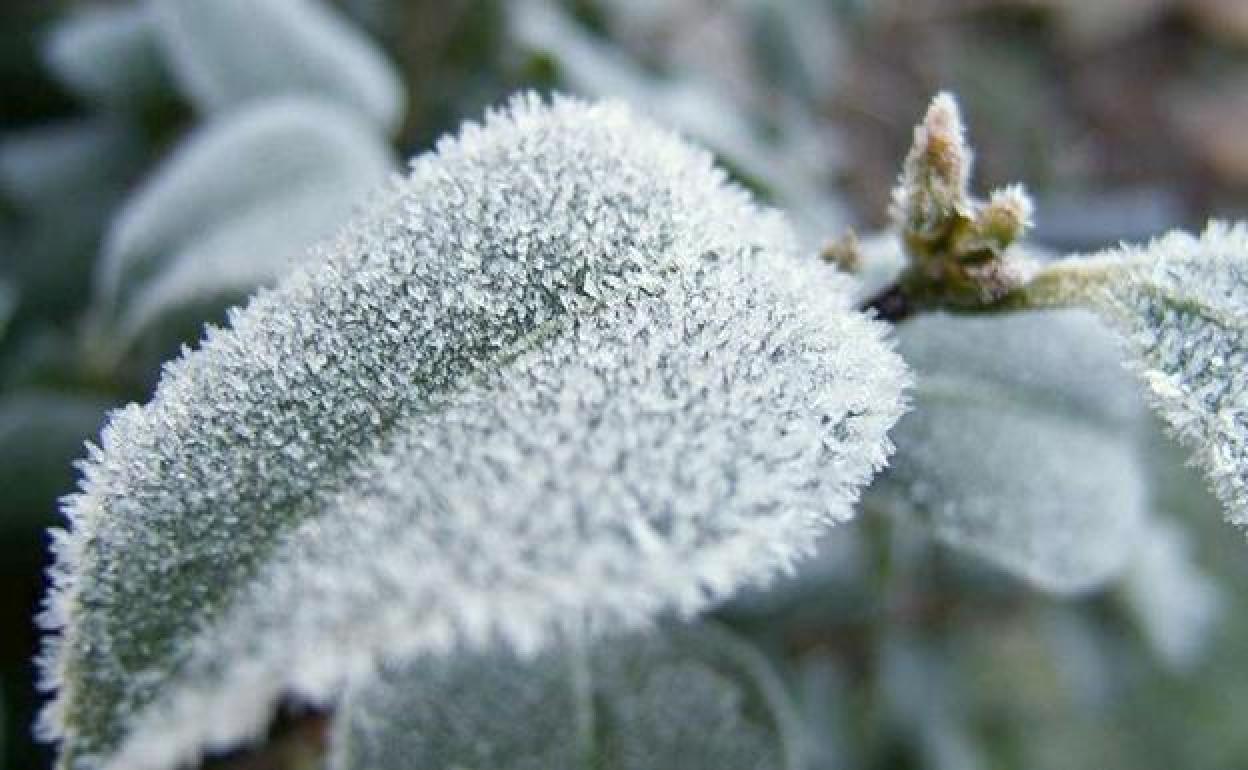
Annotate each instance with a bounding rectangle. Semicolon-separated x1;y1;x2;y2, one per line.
1077;222;1248;531
868;309;1148;594
40;94;907;770
149;0;405;131
330;624;802;770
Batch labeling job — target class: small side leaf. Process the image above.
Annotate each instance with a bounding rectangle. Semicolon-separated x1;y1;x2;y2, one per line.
330;624;802;770
1081;222;1248;530
869;309;1148;594
149;0;405;131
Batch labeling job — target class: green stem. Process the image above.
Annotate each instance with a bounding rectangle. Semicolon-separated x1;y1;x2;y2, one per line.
862;253;1120;322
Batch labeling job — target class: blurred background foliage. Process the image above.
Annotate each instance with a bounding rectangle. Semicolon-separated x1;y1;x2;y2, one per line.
2;1;1248;768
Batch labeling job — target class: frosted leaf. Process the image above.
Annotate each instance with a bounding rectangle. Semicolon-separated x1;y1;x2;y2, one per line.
869;309;1148;594
1120;516;1223;671
149;0;405;131
94;97;393;335
1080;222;1248;531
43;5;171;110
41;95;907;770
330;624;802;770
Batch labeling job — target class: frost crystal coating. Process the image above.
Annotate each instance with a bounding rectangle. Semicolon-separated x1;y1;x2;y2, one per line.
39;94;907;770
1090;222;1248;530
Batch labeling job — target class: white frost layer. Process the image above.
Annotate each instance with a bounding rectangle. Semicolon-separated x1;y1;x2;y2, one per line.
1087;222;1248;531
40;94;907;770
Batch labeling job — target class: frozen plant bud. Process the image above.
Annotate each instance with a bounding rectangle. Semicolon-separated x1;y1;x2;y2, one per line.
973;184;1034;255
890;92;973;241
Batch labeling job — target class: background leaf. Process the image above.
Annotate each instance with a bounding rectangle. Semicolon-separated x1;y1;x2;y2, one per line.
1121;515;1224;671
0;120;145;322
330;623;802;770
867;309;1148;594
90;97;394;363
42;5;172;112
0;392;110;523
149;0;405;131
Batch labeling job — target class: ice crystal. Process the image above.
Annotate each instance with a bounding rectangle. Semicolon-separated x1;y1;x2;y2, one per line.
150;0;404;131
869;310;1148;594
40;94;907;770
329;624;801;770
1083;222;1248;530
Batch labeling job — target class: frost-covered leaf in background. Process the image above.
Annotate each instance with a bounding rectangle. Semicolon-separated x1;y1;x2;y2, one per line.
43;4;172;112
1121;516;1223;671
510;0;846;241
331;624;802;770
868;309;1148;594
91;97;394;361
150;0;405;131
41;95;907;770
0;120;144;320
1078;222;1248;531
879;633;985;770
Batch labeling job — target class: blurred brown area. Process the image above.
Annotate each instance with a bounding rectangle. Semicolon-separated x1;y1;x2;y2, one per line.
827;0;1248;244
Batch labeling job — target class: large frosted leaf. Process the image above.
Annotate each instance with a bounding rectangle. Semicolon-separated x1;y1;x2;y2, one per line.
93;97;393;356
41;95;907;770
1080;222;1248;530
868;309;1148;594
330;624;802;770
43;5;172;111
149;0;404;131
